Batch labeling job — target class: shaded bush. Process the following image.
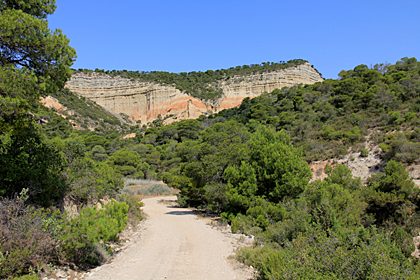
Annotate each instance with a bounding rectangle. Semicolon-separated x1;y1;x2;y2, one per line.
392;226;415;258
360;147;369;157
67;159;123;204
363;160;418;227
0;125;66;207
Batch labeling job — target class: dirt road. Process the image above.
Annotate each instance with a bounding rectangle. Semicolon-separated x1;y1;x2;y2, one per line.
85;196;254;280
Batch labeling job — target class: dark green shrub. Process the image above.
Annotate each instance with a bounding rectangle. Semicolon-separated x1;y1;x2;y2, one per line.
11;274;39;280
406;112;416;121
360;147;369;157
406;211;420;237
392;226;415;258
91;145;108;162
67;159;123;204
0;125;66;206
364;160;418;227
228;213;262;236
380;142;391;153
388;111;404;124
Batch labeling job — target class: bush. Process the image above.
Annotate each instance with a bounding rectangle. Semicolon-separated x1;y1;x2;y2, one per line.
59;200;128;264
360;147;369;157
67;159;123;204
380;142;391;153
124;178;159;186
392;226;415;258
0;125;66;207
137;184;172;196
236;228;416;280
0;197;61;279
122;188;134;195
229;213;262;236
118;193;144;225
406;211;420;237
12;274;39;280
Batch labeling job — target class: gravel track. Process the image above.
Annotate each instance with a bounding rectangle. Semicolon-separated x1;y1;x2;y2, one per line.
84;196;255;280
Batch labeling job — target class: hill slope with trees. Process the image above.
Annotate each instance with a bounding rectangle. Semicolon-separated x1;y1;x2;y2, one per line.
45;56;420;279
1;3;420;276
0;1;143;278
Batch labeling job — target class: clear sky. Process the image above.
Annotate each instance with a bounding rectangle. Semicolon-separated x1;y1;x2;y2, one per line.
48;0;420;79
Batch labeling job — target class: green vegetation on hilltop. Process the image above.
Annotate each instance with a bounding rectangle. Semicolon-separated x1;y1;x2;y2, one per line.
75;59;309;102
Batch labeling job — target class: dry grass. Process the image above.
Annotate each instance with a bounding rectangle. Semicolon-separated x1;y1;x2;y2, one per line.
122;180;178;199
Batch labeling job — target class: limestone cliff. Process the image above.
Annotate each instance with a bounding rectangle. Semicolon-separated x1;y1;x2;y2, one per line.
65;62;323;124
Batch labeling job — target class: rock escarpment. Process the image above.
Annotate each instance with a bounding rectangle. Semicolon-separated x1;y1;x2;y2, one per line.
65;62;323;124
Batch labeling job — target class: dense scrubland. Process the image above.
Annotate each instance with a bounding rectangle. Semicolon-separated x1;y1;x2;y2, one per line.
2;1;420;279
3;56;420;279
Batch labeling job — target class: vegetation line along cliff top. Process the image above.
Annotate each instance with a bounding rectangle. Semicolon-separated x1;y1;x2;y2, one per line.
65;59;323;125
72;59;320;102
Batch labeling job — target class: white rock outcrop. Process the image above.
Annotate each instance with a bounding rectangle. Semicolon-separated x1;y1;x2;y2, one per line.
65;62;323;124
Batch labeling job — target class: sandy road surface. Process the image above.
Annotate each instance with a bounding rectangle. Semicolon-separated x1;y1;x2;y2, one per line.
85;196;254;280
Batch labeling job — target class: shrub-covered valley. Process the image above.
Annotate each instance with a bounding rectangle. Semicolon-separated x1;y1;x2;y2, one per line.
3;55;420;279
2;2;420;279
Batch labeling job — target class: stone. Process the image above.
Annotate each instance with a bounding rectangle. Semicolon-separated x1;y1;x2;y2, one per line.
65;62;323;124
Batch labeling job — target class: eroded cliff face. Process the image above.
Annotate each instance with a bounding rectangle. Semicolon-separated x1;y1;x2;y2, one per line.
65;62;323;124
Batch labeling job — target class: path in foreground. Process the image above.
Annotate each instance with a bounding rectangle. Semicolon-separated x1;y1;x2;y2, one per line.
85;196;254;280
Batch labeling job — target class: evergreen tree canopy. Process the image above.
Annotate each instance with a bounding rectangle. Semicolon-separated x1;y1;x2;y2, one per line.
0;0;76;133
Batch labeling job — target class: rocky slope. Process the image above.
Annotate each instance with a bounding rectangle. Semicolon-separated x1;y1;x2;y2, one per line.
310;131;420;187
65;62;323;124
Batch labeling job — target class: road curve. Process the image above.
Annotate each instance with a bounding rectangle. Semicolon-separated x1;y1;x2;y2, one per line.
85;196;254;280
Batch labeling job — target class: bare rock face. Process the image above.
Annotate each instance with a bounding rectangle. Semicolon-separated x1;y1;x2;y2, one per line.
217;62;323;109
65;62;323;124
309;145;420;188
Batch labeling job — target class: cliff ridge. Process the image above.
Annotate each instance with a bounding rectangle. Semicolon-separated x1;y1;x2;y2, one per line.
65;62;323;124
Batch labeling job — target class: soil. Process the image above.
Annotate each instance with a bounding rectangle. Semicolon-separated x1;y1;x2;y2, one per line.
84;196;255;280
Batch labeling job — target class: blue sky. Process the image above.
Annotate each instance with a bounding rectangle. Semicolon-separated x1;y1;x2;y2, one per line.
49;0;420;79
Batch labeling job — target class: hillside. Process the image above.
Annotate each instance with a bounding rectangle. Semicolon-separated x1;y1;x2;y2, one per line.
3;56;420;279
38;88;135;135
6;1;420;278
208;57;420;185
65;60;323;125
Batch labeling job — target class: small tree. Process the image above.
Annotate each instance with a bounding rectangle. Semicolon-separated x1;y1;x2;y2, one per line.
364;160;419;227
224;127;311;227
